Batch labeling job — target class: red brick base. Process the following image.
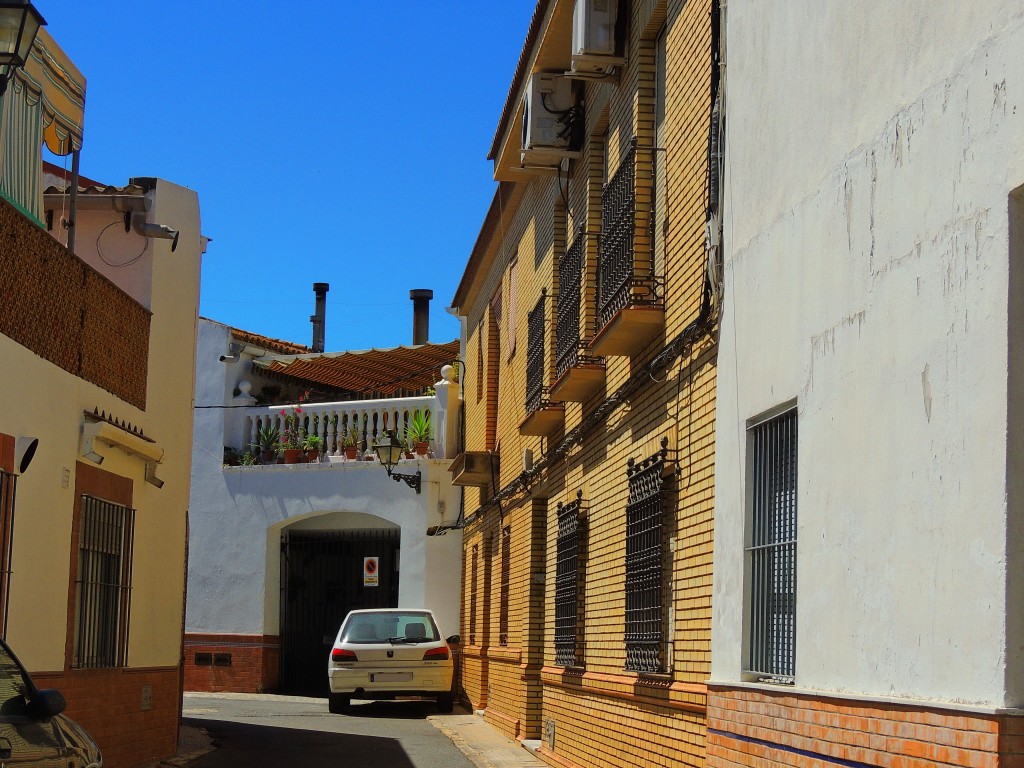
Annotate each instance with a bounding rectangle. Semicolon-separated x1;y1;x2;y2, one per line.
32;665;180;768
708;685;1024;768
183;633;279;693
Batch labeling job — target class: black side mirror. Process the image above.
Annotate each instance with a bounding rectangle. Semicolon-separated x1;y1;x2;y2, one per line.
26;689;66;720
446;634;461;645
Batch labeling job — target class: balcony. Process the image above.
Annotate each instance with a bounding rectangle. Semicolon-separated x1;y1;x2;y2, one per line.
519;296;564;437
551;226;604;403
0;197;150;409
229;393;456;465
589;140;664;358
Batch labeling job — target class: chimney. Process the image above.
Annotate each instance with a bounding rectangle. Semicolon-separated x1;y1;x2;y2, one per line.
410;289;432;345
310;282;329;353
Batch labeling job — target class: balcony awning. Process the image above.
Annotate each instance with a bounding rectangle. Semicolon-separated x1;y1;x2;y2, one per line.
0;29;85;223
20;28;86;156
253;340;460;398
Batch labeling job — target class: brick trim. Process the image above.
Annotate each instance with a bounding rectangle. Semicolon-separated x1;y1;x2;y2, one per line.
183;633;280;693
708;686;1024;768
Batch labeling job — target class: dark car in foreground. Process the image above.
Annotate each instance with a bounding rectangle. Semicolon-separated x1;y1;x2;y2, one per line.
0;638;102;766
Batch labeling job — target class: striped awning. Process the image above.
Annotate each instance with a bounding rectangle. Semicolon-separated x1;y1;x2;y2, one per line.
0;29;85;223
19;28;86;156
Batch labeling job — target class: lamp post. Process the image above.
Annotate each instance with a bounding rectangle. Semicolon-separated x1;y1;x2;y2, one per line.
373;430;421;494
0;1;44;97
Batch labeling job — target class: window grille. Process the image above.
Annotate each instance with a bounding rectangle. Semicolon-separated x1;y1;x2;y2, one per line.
469;544;479;645
746;409;798;683
74;495;135;668
554;490;583;667
556;228;585;379
598;140;637;330
624;438;669;673
0;470;16;638
525;296;546;415
499;526;510;646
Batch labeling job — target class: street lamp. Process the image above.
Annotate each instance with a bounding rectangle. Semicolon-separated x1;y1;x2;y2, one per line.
373;430;421;494
0;1;44;97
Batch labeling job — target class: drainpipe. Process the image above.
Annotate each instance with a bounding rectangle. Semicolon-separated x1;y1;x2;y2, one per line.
311;282;329;353
410;289;432;345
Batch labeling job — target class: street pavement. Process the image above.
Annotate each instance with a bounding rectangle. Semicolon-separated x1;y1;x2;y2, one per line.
150;692;545;768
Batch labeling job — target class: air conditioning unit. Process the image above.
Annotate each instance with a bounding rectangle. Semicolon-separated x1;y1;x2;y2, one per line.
448;451;500;488
521;72;581;165
571;0;624;75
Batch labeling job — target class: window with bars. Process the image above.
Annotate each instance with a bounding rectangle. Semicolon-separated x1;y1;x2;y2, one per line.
525;296;546;415
469;544;479;645
0;470;16;638
598;140;637;330
74;495;135;668
498;526;510;646
624;439;669;674
554;490;584;667
556;227;585;380
746;408;798;683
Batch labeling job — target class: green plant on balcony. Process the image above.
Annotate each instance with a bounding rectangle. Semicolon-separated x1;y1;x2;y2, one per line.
405;411;432;455
253;424;280;463
342;420;362;459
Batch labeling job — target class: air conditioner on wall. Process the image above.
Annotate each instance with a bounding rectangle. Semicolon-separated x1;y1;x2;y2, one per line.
571;0;624;75
521;72;581;165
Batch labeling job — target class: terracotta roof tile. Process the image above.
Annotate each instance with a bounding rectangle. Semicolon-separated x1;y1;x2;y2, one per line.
230;328;310;356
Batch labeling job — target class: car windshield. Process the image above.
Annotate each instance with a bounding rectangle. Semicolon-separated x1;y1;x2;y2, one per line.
340;612;440;644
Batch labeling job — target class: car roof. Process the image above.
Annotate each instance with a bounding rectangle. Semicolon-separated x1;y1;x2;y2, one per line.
346;608;435;616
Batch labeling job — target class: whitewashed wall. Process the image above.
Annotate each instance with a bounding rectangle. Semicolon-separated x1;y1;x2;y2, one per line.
187;320;464;641
713;1;1024;706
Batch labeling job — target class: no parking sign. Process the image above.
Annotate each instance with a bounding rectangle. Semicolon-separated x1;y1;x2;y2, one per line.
363;557;379;587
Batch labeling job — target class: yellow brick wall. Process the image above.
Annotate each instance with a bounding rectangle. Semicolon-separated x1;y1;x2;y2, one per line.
458;0;716;765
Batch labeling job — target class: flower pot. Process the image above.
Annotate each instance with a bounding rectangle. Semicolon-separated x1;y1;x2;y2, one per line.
344;446;359;460
305;449;320;463
414;441;429;456
260;450;276;465
284;448;302;464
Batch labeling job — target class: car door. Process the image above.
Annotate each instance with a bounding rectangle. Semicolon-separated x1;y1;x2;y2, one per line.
0;644;66;767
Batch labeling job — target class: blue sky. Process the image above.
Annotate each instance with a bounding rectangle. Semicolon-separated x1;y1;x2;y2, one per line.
39;2;536;351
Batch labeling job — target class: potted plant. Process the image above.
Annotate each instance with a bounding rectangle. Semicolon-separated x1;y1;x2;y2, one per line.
405;410;432;456
342;421;361;460
254;424;280;465
303;433;323;463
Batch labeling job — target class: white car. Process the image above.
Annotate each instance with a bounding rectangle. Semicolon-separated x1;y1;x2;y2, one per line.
327;608;459;714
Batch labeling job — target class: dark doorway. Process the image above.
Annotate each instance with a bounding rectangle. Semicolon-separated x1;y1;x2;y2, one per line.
279;528;400;696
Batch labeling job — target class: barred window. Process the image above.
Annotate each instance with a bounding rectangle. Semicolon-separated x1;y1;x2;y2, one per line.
0;470;16;638
525;296;546;415
469;544;479;645
556;227;585;380
746;408;798;683
498;526;510;646
554;491;583;667
74;495;135;668
598;140;637;330
624;439;669;673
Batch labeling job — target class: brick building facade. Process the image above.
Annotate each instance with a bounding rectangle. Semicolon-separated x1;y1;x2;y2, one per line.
449;1;721;765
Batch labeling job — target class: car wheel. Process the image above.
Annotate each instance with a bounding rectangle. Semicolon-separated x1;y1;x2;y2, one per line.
328;693;350;714
437;692;454;713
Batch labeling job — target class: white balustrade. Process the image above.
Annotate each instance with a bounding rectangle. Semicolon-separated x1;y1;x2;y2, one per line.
236;394;446;461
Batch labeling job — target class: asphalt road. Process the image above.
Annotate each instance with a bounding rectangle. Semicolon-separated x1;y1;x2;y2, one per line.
181;693;478;768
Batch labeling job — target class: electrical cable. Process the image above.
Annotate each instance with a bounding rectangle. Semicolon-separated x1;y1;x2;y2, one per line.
96;221;148;267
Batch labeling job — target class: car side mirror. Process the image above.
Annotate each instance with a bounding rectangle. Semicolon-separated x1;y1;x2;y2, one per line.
446;634;461;645
26;689;66;720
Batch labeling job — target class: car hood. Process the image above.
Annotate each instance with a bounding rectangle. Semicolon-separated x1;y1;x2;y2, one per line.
54;713;102;767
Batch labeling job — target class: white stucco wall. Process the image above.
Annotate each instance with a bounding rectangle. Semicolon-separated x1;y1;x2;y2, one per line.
187;320;464;642
713;2;1024;706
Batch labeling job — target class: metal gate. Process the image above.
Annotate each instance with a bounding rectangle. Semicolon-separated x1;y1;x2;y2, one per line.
279;528;400;696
